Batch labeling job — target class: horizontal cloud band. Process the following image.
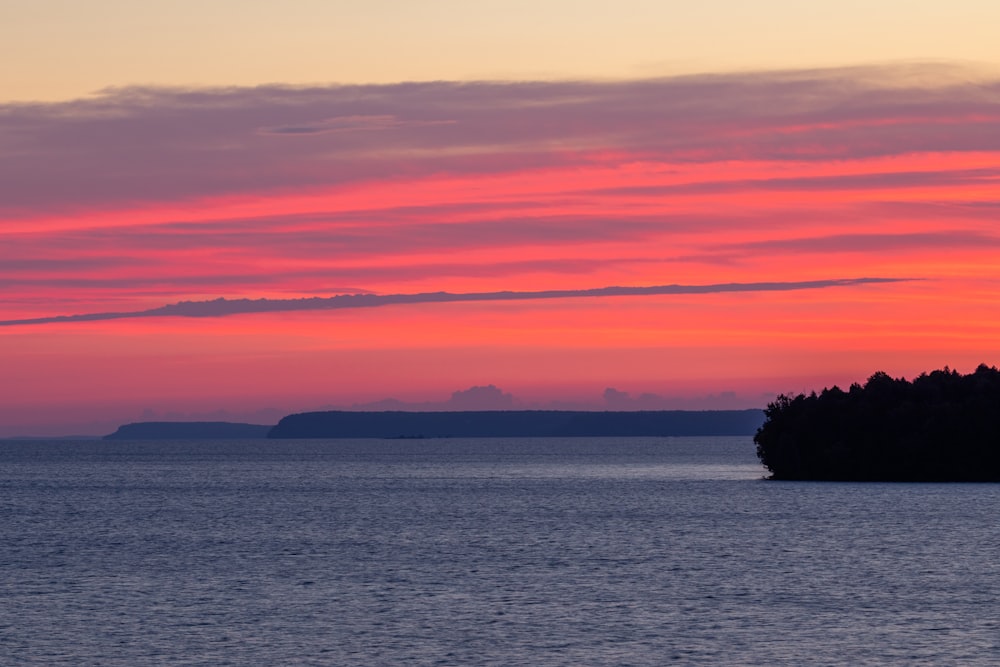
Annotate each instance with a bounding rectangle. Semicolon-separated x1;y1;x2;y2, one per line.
1;277;908;327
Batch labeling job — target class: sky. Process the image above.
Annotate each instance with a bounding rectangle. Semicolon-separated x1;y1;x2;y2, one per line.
2;2;1000;435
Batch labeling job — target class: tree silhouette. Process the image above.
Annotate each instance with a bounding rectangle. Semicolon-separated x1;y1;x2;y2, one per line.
755;364;1000;481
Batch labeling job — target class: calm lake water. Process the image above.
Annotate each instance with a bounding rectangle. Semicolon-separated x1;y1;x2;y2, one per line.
3;436;1000;666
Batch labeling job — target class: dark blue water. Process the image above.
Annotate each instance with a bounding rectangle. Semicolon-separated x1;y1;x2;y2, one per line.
3;437;1000;665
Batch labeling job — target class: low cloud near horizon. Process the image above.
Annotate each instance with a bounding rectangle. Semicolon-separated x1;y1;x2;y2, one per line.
340;383;758;413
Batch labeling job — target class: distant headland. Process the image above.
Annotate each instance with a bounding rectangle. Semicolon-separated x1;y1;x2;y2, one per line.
755;364;1000;481
267;409;765;439
103;410;766;440
105;421;272;440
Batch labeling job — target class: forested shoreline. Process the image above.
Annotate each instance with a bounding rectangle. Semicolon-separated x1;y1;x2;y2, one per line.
755;364;1000;481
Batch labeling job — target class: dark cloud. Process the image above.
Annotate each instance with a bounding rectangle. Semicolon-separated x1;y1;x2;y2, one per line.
0;277;909;327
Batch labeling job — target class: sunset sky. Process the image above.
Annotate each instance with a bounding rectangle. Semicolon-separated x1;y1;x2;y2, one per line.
3;2;1000;435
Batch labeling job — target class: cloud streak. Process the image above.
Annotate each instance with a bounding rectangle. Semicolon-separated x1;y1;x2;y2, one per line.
2;64;998;217
0;278;906;327
256;114;457;136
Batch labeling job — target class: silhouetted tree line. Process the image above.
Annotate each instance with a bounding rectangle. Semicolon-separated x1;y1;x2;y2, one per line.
755;364;1000;481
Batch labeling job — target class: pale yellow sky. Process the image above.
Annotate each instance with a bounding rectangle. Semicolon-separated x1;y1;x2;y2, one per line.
2;0;999;101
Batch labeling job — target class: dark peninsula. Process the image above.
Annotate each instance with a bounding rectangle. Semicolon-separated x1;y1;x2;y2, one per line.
105;421;272;440
267;409;765;439
754;364;1000;481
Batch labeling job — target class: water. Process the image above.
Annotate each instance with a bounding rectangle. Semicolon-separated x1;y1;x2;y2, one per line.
2;436;1000;665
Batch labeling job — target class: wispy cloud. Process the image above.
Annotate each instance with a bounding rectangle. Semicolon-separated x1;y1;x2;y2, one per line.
256;114;456;136
728;230;1000;255
2;65;998;216
0;277;908;327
